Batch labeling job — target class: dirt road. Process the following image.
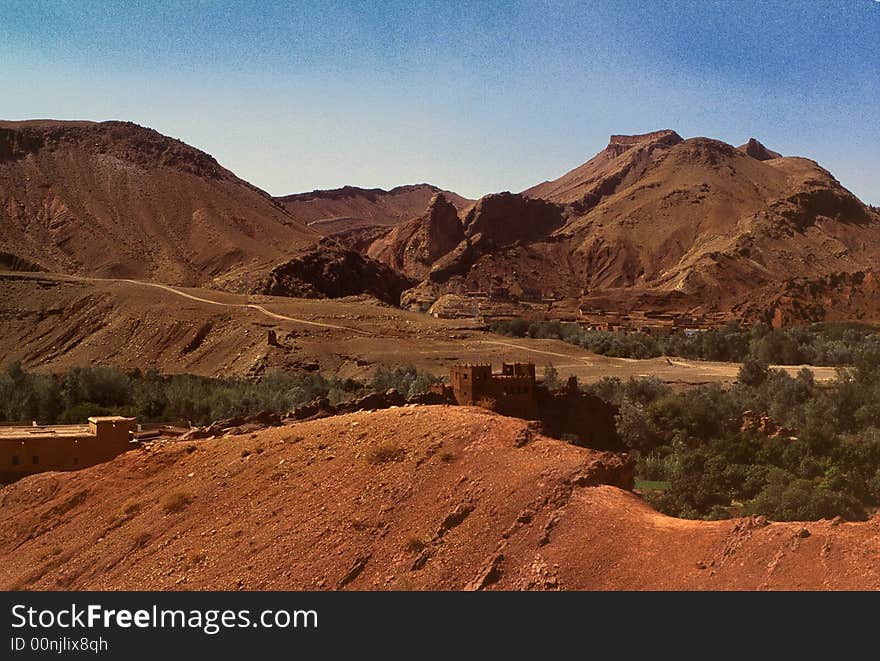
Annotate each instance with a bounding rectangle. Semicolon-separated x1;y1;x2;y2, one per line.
114;279;370;334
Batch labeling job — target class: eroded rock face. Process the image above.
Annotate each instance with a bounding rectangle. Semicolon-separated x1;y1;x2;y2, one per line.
463;192;564;250
422;194;465;263
605;130;683;158
255;238;415;305
740;138;782;161
367;193;464;279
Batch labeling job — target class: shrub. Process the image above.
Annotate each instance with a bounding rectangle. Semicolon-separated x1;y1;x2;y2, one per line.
159;490;193;513
404;537;427;553
367;443;406;464
738;357;769;386
475;396;498;412
57;402;114;424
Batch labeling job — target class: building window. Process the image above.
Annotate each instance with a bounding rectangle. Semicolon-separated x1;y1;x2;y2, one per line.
11;456;19;466
32;456;39;465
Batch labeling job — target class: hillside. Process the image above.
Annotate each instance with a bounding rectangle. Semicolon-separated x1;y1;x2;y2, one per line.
0;120;318;287
369;131;880;325
2;405;878;590
276;184;472;236
4;271;837;384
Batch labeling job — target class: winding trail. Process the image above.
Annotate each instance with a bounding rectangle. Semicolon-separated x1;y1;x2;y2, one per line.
118;279;371;334
479;339;598;362
41;274;371;335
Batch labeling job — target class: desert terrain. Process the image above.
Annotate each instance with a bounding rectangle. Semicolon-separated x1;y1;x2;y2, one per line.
0;270;837;385
1;117;878;592
2;406;878;591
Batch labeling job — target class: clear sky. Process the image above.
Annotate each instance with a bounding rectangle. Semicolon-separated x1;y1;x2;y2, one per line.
1;1;878;203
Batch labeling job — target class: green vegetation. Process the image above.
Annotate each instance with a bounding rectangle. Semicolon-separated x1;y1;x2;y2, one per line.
491;318;880;366
0;363;440;426
369;365;440;399
586;346;880;521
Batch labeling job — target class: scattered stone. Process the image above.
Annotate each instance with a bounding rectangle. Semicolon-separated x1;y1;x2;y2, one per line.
436;502;475;538
464;550;505;591
337;555;370;588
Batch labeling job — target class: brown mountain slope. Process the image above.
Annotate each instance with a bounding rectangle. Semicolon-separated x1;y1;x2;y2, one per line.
391;131;880;324
523;129;684;209
0;120;318;287
366;193;465;280
738;137;782;161
276;184;471;234
2;405;878;590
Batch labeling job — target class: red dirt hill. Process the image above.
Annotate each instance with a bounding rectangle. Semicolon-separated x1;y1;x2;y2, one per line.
0;120;317;287
2;405;879;590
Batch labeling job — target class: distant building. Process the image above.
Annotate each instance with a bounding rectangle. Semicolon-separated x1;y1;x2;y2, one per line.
488;285;510;301
518;286;542;302
450;362;539;418
0;416;136;477
446;362;623;451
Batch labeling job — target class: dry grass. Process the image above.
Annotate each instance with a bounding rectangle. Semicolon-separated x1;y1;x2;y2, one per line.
117;499;141;520
367;443;406;464
439;450;456;463
476;396;498;411
159;490;193;513
404;537;427;553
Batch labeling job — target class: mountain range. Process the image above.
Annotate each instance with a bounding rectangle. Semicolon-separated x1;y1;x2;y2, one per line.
1;119;878;325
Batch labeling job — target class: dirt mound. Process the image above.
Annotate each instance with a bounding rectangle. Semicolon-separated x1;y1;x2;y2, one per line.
255;238;415;305
2;405;879;590
0;119;317;286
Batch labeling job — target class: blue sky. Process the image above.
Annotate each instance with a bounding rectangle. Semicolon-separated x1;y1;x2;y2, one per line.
1;1;878;203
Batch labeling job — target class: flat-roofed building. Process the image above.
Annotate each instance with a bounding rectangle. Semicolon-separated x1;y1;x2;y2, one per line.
0;416;136;477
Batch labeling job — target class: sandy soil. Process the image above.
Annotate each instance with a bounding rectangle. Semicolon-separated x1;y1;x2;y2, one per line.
2;405;877;591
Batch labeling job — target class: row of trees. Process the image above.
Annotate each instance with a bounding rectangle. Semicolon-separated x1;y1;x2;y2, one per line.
585;348;880;521
0;363;440;426
491;318;880;366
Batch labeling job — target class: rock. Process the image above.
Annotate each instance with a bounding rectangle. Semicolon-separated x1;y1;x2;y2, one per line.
739;138;782;161
464;550;505;591
366;193;464;280
514;427;534;448
337;555;370;588
255;238;415;305
571;453;636;491
180;410;283;440
435;502;475;538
